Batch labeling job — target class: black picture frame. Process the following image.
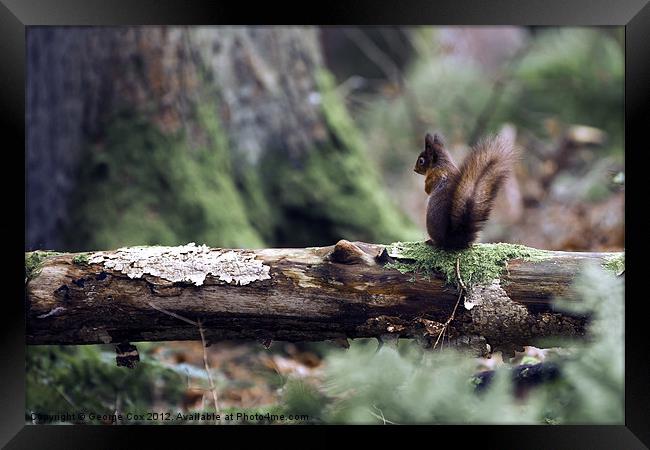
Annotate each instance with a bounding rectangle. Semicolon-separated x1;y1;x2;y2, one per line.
4;0;648;447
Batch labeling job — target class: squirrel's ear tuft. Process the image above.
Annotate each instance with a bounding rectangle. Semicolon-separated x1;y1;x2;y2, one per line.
425;133;435;148
425;133;444;149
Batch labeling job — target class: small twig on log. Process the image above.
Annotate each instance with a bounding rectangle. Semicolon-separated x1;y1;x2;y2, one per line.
146;301;198;327
198;320;220;416
433;257;467;350
145;302;220;415
455;256;468;292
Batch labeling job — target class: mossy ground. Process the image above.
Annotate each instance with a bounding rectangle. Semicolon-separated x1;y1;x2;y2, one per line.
386;241;549;286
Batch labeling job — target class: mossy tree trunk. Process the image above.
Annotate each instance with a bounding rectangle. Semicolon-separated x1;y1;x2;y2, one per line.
26;27;418;253
26;241;623;357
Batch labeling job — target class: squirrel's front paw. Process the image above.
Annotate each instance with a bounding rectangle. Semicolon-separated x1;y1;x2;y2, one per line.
425;239;435;246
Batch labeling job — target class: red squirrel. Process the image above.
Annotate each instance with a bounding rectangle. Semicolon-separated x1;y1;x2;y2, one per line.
414;133;517;250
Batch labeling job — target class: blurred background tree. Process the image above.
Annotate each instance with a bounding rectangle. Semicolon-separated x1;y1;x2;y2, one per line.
26;26;418;252
25;26;624;424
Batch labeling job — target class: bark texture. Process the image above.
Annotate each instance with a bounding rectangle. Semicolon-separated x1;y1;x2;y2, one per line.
26;241;621;355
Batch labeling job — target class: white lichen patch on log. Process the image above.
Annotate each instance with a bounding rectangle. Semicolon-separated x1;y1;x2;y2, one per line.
88;243;271;286
37;306;67;319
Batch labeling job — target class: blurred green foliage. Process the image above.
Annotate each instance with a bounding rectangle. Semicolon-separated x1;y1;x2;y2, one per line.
506;28;623;148
26;345;186;423
282;264;623;424
358;28;623;180
543;263;624;423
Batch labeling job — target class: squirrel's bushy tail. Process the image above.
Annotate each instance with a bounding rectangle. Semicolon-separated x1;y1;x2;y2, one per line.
445;134;517;249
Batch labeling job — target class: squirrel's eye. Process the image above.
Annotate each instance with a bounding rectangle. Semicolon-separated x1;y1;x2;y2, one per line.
418;157;426;166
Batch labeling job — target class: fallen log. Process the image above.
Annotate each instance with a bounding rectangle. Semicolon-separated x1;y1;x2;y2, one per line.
25;241;623;355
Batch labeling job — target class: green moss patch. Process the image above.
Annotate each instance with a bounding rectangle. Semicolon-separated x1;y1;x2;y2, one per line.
25;251;63;281
72;253;91;265
602;253;624;276
385;241;549;286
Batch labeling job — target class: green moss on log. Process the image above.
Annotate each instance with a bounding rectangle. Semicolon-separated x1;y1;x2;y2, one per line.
386;241;549;286
25;251;63;281
602;253;624;275
72;253;90;265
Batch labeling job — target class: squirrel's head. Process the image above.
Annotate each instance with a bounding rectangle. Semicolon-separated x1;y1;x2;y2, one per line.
414;133;446;175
